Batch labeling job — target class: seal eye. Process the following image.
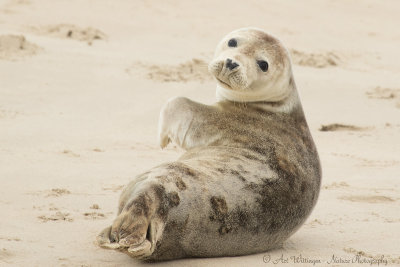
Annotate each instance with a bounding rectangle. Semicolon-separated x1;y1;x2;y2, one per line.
257;60;269;72
228;38;237;47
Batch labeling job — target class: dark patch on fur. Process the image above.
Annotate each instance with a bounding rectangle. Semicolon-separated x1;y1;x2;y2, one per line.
230;169;246;182
243;153;260;162
167;162;197;178
152;185;180;220
209;196;254;235
118;172;152;214
125;193;152;217
167;191;180;207
259;33;279;45
210;196;228;216
248;145;266;156
213;199;258;236
243;145;311;234
209;196;231;235
276;154;297;189
154;175;168;183
216;167;226;173
175;177;187;191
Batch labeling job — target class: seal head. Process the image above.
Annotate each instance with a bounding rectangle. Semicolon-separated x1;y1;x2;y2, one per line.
209;28;293;104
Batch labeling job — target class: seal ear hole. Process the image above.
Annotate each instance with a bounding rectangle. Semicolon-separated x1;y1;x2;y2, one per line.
228;38;237;48
257;60;269;72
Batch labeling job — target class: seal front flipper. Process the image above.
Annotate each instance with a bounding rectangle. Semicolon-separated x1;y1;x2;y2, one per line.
158;96;219;150
158;97;192;149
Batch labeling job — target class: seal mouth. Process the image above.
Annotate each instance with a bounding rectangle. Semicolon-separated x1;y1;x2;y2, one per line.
216;77;233;90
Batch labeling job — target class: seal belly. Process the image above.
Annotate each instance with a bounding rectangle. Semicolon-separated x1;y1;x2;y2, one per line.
148;144;319;259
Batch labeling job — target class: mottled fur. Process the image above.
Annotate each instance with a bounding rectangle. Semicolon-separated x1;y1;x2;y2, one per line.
97;28;321;261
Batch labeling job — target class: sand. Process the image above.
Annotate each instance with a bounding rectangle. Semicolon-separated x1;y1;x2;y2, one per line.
1;0;399;266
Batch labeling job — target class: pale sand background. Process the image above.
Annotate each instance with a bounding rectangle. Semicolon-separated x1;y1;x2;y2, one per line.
1;0;400;266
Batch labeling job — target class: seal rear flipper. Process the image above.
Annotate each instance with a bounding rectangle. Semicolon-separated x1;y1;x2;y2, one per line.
97;226;121;249
125;218;165;259
96;213;165;259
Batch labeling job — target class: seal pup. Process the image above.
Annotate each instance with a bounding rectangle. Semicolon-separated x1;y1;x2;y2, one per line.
97;28;321;261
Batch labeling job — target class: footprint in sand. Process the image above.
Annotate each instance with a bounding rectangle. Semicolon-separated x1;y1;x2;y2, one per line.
366;86;400;100
319;123;368;132
102;184;125;192
0;34;41;60
339;195;395;203
90;204;100;209
289;49;342;68
0;236;21;242
0;0;31;14
370;212;400;223
31;24;107;45
366;86;400;108
0;108;21;119
62;149;80;157
127;58;212;82
84;204;107;220
322;182;349;190
38;211;74;222
83;212;106;220
304;219;323;228
0;248;14;264
28;188;71;197
331;153;400;168
46;188;71;197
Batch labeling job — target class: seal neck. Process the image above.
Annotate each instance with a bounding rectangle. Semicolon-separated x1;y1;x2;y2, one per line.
215;83;299;113
216;84;275;102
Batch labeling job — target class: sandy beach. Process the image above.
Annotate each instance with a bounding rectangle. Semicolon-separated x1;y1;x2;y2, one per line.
1;0;399;266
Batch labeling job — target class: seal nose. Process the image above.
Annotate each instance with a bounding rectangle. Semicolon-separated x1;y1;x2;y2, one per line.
225;58;239;70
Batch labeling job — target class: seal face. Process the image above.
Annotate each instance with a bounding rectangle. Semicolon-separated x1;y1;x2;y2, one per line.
209;28;293;104
97;28;321;261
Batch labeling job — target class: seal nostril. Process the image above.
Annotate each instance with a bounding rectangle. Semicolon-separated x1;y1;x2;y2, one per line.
226;58;239;70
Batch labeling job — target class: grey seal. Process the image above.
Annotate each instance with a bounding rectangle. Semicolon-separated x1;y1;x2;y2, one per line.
97;27;321;261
